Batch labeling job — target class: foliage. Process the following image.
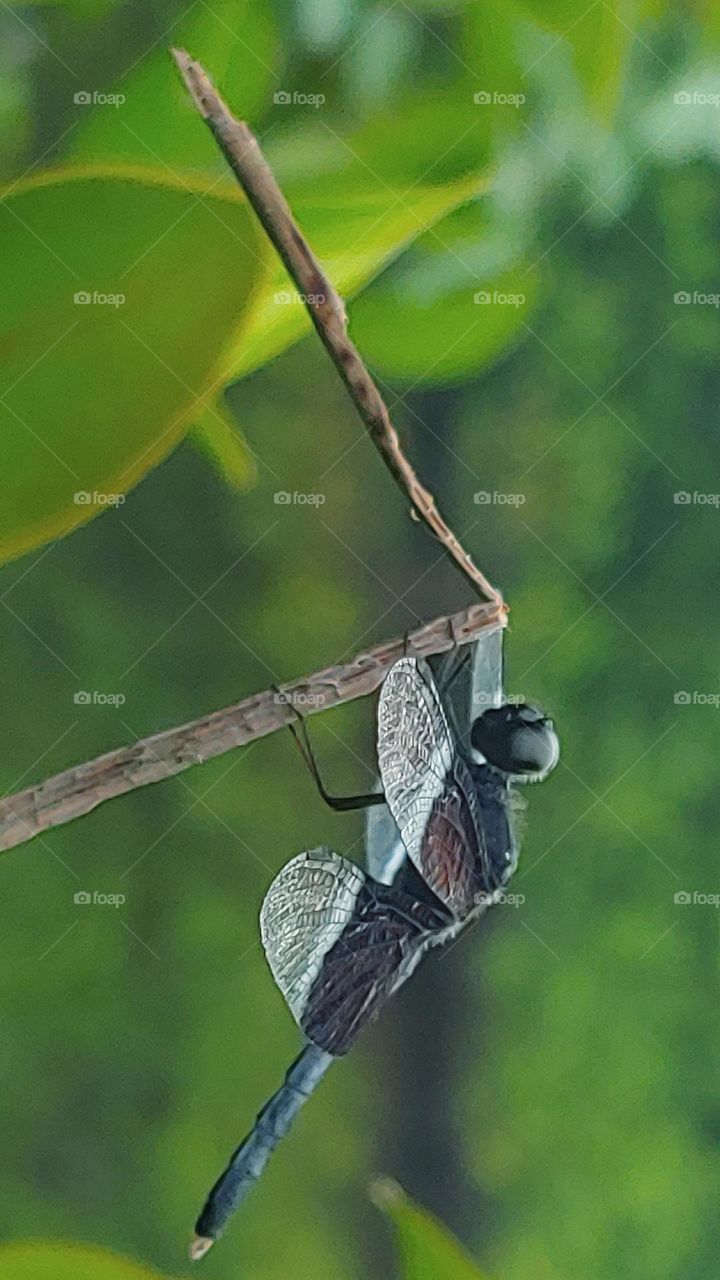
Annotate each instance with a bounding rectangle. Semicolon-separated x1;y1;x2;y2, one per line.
0;1243;178;1280
0;1187;487;1280
0;2;718;1280
374;1180;488;1279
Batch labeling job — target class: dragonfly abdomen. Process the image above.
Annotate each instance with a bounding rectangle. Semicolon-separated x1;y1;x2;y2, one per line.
192;1043;333;1255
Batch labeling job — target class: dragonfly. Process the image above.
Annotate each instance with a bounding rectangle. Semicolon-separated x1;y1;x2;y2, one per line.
189;626;558;1259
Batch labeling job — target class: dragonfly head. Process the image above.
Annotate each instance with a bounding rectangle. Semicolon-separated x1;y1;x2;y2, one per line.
470;702;559;781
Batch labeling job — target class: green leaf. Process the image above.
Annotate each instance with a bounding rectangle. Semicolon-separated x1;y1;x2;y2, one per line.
0;1241;177;1280
11;0;119;9
0;166;265;564
518;0;664;122
372;1179;488;1280
350;199;540;385
325;4;524;187
70;0;276;169
189;400;255;490
226;175;486;384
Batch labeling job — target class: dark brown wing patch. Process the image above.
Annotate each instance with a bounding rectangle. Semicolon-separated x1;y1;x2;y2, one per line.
301;882;449;1055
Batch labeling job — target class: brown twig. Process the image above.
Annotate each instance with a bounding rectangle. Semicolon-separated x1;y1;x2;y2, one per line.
0;61;507;856
171;47;502;608
0;602;504;853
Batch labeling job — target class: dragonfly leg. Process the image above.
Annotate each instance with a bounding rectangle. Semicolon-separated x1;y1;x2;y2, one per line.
273;686;385;812
402;620;426;659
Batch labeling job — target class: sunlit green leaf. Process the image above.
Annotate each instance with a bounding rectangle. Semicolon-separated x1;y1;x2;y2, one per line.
70;0;277;169
350;198;539;384
226;175;486;383
189;400;254;489
0;166;265;563
0;1241;176;1280
372;1179;487;1280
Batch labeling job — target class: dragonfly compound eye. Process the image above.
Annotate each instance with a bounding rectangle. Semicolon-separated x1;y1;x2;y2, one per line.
471;704;559;778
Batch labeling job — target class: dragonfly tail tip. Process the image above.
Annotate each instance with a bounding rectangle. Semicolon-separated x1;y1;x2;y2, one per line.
189;1235;214;1262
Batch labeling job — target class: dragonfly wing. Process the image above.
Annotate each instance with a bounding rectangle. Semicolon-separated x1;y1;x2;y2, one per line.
429;626;505;755
470;626;505;717
368;633;506;887
378;657;493;919
364;787;407;885
260;848;448;1056
260;848;365;1032
377;656;454;855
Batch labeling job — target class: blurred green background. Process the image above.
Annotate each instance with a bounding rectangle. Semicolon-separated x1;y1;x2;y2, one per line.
1;1;719;1277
